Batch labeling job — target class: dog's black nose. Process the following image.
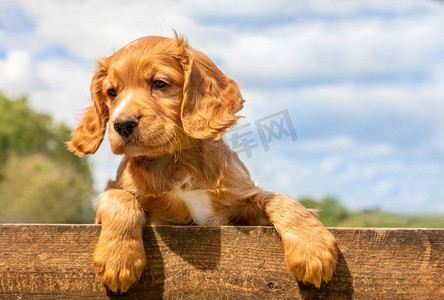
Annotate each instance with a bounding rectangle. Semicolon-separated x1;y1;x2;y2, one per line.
114;116;139;138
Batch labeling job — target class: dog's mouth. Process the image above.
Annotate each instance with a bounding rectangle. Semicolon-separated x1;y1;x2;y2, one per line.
110;130;178;157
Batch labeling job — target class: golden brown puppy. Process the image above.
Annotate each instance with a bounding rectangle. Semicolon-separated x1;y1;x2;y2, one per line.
67;33;338;293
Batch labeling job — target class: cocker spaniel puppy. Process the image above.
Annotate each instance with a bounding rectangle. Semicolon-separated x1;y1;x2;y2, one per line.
67;33;338;293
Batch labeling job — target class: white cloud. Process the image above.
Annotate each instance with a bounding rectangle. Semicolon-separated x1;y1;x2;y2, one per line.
31;59;93;125
374;179;396;197
183;0;440;21
321;156;343;173
16;0;193;60
0;51;93;124
244;144;443;212
297;136;355;152
16;0;443;86
202;4;444;88
0;49;36;96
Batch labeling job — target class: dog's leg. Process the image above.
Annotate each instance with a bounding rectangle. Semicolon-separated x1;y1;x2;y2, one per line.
93;189;147;293
261;192;338;287
230;191;338;287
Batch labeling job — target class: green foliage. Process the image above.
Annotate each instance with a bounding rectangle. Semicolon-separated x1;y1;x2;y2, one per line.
0;93;90;175
336;211;444;228
299;196;349;226
0;154;94;223
299;196;444;228
0;93;95;223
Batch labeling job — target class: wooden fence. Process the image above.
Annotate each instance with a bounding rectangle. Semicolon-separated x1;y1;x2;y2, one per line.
0;225;442;299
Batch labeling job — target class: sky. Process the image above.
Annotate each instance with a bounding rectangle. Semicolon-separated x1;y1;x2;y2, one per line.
1;0;443;213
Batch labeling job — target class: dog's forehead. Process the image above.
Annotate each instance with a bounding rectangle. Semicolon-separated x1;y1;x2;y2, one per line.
123;36;172;50
108;36;178;69
115;36;173;58
104;36;184;83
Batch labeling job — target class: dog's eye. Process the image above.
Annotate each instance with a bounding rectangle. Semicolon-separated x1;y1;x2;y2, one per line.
107;88;117;97
153;80;167;89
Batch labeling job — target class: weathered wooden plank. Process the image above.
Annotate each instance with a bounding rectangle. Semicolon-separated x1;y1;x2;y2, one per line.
0;225;442;299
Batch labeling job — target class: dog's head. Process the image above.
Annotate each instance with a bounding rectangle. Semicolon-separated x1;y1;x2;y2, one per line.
67;33;243;157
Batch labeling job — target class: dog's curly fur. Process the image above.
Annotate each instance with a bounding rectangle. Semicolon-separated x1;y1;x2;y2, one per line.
67;33;338;293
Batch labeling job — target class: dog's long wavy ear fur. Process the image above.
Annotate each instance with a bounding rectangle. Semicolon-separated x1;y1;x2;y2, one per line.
176;35;244;140
66;59;109;157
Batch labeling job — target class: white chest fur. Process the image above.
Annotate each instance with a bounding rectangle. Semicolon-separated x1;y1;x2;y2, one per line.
173;189;213;225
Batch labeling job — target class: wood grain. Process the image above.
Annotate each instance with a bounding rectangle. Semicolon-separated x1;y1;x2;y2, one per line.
0;225;442;299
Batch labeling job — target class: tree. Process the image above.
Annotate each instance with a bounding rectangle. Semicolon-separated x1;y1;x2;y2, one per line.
0;154;94;223
299;196;349;226
0;93;95;223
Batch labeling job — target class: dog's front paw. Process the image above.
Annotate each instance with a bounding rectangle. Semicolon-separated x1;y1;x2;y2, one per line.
282;228;338;287
93;235;147;293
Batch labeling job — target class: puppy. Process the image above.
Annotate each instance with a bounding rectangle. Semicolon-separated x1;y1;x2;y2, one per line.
67;33;338;293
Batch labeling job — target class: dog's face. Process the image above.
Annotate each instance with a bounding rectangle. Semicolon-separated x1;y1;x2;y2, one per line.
101;37;187;157
67;34;244;157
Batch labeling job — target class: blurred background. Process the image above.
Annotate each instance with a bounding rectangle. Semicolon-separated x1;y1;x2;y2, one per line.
0;0;443;226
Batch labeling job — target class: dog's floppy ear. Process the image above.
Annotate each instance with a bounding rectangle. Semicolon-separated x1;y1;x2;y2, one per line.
177;36;244;140
66;59;109;157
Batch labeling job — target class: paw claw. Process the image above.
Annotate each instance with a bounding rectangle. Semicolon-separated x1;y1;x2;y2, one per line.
283;230;338;288
93;237;147;293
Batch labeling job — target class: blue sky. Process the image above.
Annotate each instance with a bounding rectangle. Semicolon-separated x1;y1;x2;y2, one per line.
1;0;443;212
